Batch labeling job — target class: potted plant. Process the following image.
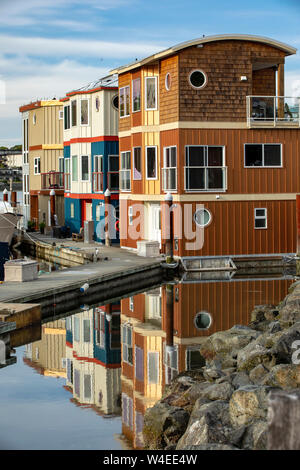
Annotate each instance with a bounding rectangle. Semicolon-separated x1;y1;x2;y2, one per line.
27;220;35;232
39;221;46;234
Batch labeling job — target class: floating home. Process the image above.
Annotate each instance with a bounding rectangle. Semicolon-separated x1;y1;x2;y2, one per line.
111;34;300;265
62;75;119;242
19;100;64;229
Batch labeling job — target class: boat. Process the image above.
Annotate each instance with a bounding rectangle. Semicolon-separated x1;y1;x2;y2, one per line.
0;201;22;245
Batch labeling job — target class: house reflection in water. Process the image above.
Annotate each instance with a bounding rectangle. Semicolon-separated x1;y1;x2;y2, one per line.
65;303;121;416
120;276;293;449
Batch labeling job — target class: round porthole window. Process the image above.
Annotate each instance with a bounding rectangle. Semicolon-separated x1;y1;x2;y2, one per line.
165;73;171;91
95;96;100;112
112;94;119;110
194;208;211;227
194;311;212;330
189;70;207;89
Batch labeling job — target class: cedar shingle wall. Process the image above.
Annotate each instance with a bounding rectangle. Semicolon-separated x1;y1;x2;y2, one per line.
159;55;179;124
252;67;276;96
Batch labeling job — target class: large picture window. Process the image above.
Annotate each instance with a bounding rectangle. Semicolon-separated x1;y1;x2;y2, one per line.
244;144;282;167
163;146;177;191
133;147;142;180
146;146;157;180
120;151;131;191
120;86;130;117
132;78;141;112
145;77;157;110
185;146;226;191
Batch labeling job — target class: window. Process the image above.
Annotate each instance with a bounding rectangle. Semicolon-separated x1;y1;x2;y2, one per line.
122;323;133;365
64;105;70;130
122;393;133;429
129;296;134;311
34;157;40;175
194;208;212;227
120;151;131;191
163;146;177;191
94;155;103;173
112;94;119;111
244;144;282;167
145;76;157;110
189;70;207;89
132;78;141;112
72;155;78;182
93;155;103;192
84;374;91;400
148;351;159;384
59;157;64;187
108;155;119;191
96;203;102;221
70;202;74;218
71;100;77;126
81;155;89;181
33;113;36;125
120;86;130;117
146;146;157;180
58;110;64;120
165;73;171;91
95;96;100;112
133;147;142;180
83;319;90;342
128;206;133;225
194;311;212;329
254;208;267;229
80;99;89;125
135;346;144;382
74;317;80;341
185;146;226;191
65;158;70;190
23;118;29;164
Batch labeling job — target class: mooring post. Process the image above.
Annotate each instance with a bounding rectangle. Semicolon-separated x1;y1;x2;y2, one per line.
164;192;174;263
104;188;111;247
11;191;17;208
3;188;8;202
268;389;300;450
50;189;56;226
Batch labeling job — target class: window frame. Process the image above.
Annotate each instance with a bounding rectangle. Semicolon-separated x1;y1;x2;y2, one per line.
80;155;89;182
80;98;89;126
184;145;227;192
71;155;78;182
162;145;177;192
120;150;131;192
71;99;77;127
145;76;158;111
189;69;207;90
34;157;40;175
146;145;158;180
64;105;70;130
119;85;130;118
133;146;142;180
254;207;268;229
132;78;141;113
244;143;282;168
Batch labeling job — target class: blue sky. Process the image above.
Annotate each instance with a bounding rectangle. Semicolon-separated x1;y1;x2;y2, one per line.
0;0;300;146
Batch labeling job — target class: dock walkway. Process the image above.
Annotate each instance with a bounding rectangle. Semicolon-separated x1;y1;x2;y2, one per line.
1;242;164;308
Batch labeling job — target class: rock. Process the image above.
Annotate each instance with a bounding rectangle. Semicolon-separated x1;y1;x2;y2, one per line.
176;376;197;387
201;382;234;401
181;443;239;450
262;364;300;389
176;400;232;449
232;371;253;389
203;367;225;381
200;325;260;367
270;322;300;363
229;385;273;427
249;364;269;384
242;420;268;450
251;304;278;323
268;321;282;334
143;401;190;450
237;342;275;372
278;285;300;326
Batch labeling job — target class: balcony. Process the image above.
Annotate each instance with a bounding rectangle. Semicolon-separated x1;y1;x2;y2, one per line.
247;96;300;128
41;171;64;190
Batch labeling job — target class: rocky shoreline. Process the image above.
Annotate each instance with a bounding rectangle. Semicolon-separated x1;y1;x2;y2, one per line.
143;280;300;450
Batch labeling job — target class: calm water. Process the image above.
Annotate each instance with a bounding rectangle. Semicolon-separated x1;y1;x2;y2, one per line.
0;274;295;450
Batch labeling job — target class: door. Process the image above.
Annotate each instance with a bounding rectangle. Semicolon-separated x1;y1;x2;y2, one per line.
81;199;93;226
149;203;161;247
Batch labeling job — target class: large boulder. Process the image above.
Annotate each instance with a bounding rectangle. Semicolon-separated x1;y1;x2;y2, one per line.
237;342;275;372
143;401;190;450
241;420;268;450
229;385;273;427
270;322;300;363
262;364;300;389
278;284;300;326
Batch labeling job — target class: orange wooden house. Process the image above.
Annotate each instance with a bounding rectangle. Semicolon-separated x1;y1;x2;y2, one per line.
111;34;300;263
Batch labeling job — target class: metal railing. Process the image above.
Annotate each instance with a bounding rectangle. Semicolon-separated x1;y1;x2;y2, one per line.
41;171;64;190
247;96;300;127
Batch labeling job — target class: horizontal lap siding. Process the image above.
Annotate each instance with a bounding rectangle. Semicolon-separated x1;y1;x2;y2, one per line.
177;199;296;257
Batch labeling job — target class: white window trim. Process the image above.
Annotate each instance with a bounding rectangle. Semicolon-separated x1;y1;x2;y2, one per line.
58;110;64;120
71;155;78;183
120;150;131;192
132;78;141;113
244;143;282;168
146;145;158;180
80;98;89;126
80;155;90;182
184;145;227;192
189;69;207;90
34;157;40;175
145;76;158;111
119;86;130;118
132;146;142;181
254;207;268;230
94;154;103;173
71;99;77;127
162;145;177;192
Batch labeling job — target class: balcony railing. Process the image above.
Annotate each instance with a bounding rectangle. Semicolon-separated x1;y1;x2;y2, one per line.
92;172;104;192
247;96;300;127
41;171;64;190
